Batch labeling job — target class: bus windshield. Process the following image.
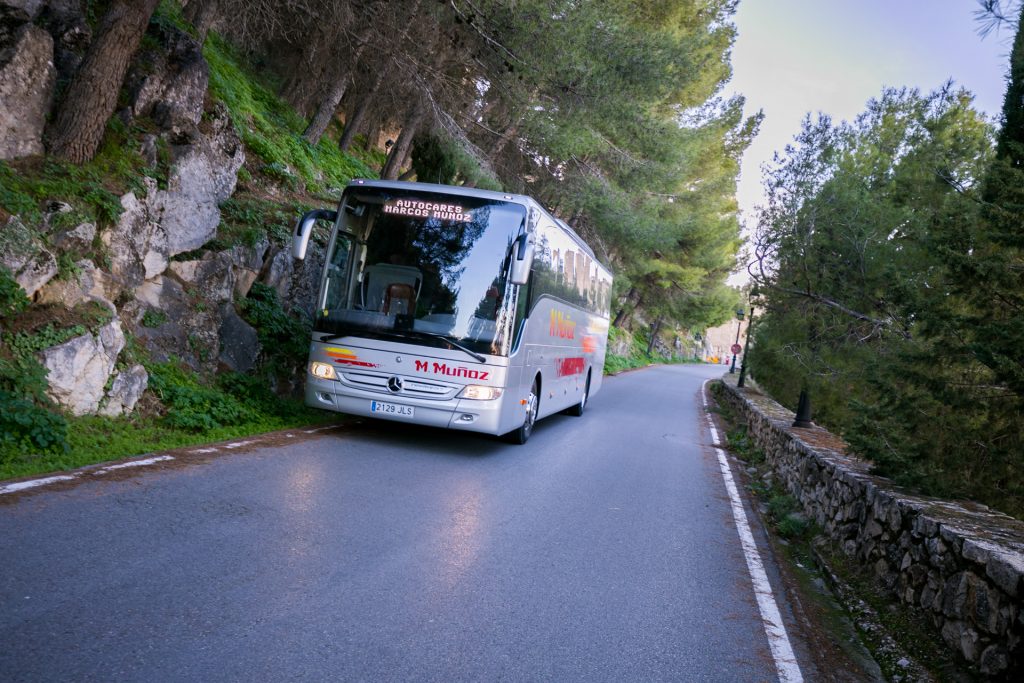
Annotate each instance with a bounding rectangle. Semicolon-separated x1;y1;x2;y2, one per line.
314;187;527;357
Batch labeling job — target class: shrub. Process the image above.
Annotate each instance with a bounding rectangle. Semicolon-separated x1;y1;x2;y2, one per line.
240;283;310;370
0;266;29;319
146;360;257;431
0;390;69;455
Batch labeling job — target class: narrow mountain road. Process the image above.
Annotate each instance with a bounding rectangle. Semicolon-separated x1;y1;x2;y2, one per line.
2;364;816;681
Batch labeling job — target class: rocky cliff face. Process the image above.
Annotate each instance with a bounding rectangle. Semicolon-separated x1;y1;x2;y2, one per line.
0;0;324;418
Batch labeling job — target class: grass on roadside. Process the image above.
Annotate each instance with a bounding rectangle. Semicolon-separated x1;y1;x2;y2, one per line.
0;407;341;481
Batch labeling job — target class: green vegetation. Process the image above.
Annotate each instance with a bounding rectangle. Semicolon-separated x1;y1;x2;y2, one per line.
747;78;1024;519
0;116;154;226
603;325;700;375
239;283;310;375
1;271;71;456
0;266;29;318
216;196;314;247
203;33;375;194
0;409;339;482
141;308;168;328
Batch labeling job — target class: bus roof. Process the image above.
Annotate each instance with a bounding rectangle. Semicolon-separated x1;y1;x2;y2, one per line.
344;178;533;206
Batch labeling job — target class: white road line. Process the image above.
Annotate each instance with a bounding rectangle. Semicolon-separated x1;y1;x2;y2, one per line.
302;425;336;434
0;475;76;495
190;448;219;454
95;456;175;473
702;380;803;683
223;441;254;449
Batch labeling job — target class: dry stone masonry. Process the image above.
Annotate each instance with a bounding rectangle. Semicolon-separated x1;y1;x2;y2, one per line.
717;377;1023;679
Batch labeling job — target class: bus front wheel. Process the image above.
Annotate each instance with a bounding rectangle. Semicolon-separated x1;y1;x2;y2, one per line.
504;379;539;444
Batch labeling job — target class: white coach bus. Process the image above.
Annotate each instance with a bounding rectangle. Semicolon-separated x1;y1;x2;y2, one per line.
292;179;613;444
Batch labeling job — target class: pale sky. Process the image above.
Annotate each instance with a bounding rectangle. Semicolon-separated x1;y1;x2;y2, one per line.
728;0;1012;229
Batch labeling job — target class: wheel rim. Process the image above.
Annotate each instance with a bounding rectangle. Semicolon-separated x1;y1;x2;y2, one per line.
524;385;537;436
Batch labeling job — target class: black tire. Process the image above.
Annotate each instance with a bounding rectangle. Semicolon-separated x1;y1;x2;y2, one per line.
565;370;590;417
504;379;539;444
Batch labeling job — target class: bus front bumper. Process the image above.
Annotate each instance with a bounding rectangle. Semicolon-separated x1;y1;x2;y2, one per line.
305;377;513;436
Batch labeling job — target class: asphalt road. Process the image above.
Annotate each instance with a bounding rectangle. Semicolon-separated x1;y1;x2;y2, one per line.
1;364;805;682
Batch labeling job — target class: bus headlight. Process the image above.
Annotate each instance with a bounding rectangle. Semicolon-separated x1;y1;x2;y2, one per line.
458;385;503;400
310;361;337;380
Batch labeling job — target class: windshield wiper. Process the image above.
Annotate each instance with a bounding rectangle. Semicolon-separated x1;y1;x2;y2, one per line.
316;328;486;363
317;332;348;343
414;332;487;364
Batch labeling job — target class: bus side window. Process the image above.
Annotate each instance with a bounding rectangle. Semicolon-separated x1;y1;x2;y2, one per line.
324;236;353;311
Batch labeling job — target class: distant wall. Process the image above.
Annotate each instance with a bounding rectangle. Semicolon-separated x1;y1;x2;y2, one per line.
717;377;1024;679
702;319;747;363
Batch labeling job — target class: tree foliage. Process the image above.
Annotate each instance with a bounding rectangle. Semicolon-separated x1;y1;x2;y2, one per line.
747;58;1024;517
39;0;752;333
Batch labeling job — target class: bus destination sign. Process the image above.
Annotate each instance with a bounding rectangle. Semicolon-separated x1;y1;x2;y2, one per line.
383;198;473;222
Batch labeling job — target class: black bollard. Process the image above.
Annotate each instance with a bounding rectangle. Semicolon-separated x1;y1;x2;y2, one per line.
792;389;813;428
737;306;754;388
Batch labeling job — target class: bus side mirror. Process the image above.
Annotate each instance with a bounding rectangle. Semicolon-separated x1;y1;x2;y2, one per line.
510;234;534;285
293;209;338;260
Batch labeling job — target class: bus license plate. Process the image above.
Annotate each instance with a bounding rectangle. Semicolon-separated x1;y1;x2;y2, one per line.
370;400;414;418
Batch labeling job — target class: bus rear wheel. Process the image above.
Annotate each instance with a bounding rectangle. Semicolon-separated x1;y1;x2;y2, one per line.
565;371;590;417
504;379;538;444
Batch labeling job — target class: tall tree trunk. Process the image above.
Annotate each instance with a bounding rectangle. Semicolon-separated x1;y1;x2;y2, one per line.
280;27;334;116
489;118;522;158
646;317;662;355
338;94;374;152
381;100;427;180
612;287;639;328
185;0;218;44
48;0;162;164
363;116;384;151
303;73;353;145
338;0;422;152
302;25;374;145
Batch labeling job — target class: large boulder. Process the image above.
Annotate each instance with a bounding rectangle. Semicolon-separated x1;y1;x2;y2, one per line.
99;364;148;417
35;258;118;310
102;101;245;287
100;180;169;289
154;103;244;256
2;1;44;19
229;237;270;299
168;250;235;304
130;274;191;362
0;216;57;297
50;220;96;253
288;240;325;319
130;273;218;372
258;245;293;303
257;241;325;318
218;302;260;373
41;319;125;416
0;21;54;159
127;25;207;132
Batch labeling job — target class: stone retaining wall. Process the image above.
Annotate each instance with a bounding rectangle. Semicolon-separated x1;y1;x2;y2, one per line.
717;377;1024;679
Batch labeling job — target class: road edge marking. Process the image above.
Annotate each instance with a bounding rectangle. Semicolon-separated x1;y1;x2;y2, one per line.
0;475;77;495
95;455;175;474
702;379;803;683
